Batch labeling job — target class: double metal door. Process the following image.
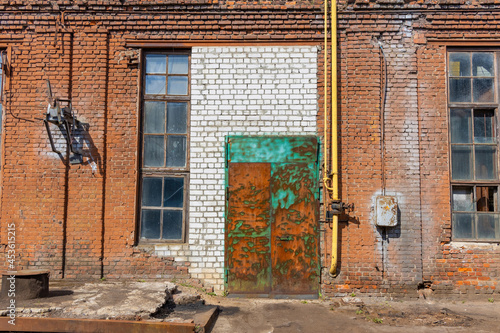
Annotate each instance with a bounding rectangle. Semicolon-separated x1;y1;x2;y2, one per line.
225;136;320;298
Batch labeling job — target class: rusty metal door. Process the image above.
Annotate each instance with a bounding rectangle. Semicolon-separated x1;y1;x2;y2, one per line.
225;136;320;298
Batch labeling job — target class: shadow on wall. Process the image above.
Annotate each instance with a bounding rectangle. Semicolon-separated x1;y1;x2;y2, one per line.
47;120;103;175
378;205;402;240
335;214;360;274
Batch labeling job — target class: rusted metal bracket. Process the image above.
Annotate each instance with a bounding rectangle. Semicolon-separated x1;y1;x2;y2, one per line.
44;79;84;164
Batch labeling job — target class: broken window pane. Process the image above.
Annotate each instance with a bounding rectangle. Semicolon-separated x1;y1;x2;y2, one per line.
145;75;166;95
475;146;497;180
451;146;473;180
144;102;165;134
453;213;474;239
473;78;494;103
166;136;186;167
167;76;188;95
473;53;494;77
162;210;183;240
163;177;184;208
452;187;474;212
450;109;471;143
449;53;471;76
146;54;167;74
141;209;161;239
167;102;188;134
449;78;471;103
144;135;165;167
476;186;496;212
142;177;162;207
474;109;495;143
168;55;189;75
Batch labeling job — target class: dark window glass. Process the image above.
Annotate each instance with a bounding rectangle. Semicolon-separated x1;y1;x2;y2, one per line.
473;78;494;102
449;78;471;103
144;136;164;167
452;187;474;212
472;53;494;77
162;210;183;240
142;177;162;206
474;110;495;143
453;213;474;239
166;136;187;167
167;103;188;134
144;102;165;134
449;52;499;241
140;176;185;241
164;177;184;208
475;146;496;180
451;146;473;180
449;53;471;76
141;210;161;239
141;52;189;242
450;109;471;144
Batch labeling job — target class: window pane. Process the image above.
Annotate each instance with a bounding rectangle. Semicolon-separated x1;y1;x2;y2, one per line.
168;55;189;75
451;146;473;180
449;53;471;76
473;78;494;103
474;109;495;143
167;102;188;134
167;76;188;95
146;54;167;74
144;101;165;134
162;210;183;240
477;213;497;239
164;177;184;208
142;177;162;207
472;53;494;77
452;187;474;212
475;146;497;180
141;209;161;239
145;76;166;95
453;213;474;239
144;135;165;167
449;78;471;103
450;109;471;143
166;136;187;167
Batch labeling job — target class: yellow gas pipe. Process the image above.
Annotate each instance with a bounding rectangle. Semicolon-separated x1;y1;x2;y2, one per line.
323;0;339;277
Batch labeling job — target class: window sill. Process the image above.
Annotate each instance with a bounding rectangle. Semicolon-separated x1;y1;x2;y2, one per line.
449;241;500;249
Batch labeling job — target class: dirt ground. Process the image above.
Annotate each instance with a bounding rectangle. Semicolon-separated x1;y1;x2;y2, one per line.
1;280;499;332
200;292;500;333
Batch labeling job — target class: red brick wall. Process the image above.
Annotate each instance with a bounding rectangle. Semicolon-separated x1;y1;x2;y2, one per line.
0;1;324;282
0;0;499;296
322;6;500;297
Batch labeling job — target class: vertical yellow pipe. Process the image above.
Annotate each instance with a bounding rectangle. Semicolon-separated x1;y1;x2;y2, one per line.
329;0;339;277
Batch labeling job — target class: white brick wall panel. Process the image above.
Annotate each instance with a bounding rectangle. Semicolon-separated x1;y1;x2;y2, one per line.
154;46;318;290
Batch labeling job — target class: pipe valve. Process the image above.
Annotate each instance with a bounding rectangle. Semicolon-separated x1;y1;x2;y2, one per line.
329;200;354;215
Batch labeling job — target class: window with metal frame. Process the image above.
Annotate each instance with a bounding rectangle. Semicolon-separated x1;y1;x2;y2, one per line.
448;50;500;241
139;51;190;242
